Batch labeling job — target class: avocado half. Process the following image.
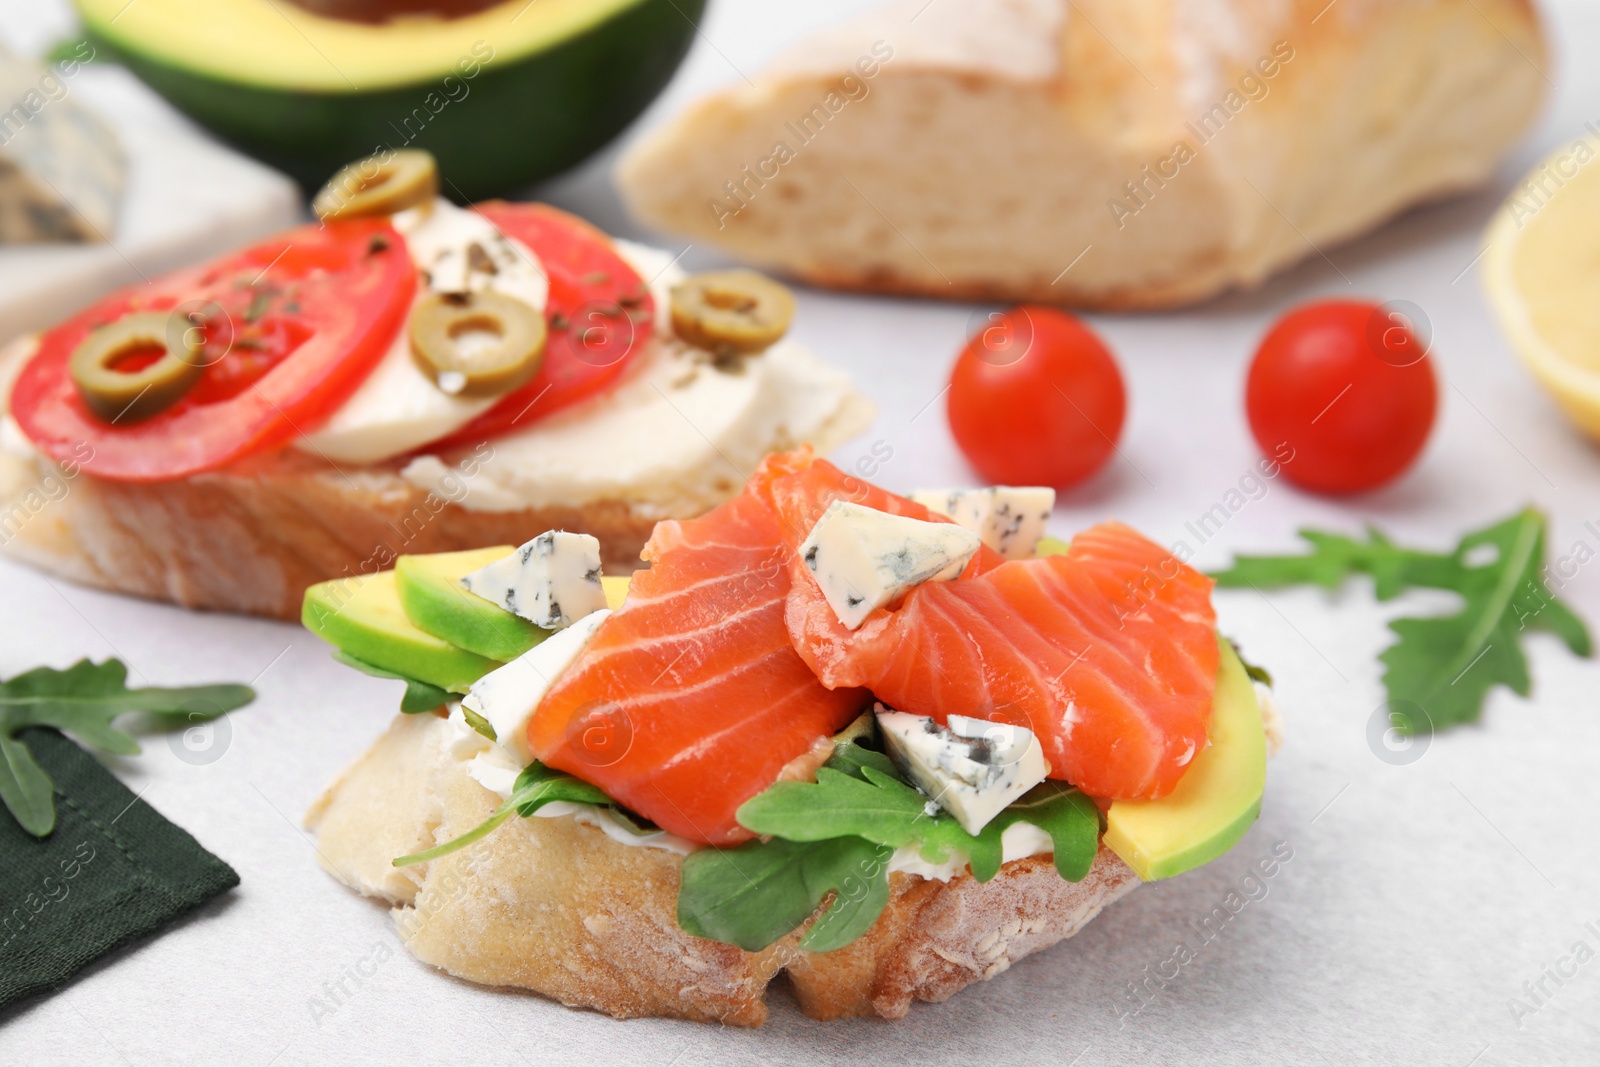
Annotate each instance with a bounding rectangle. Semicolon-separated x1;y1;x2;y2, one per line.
75;0;705;199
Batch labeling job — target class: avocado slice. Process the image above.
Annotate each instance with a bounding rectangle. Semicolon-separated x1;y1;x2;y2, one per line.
76;0;704;198
396;546;548;662
303;570;498;694
601;574;631;610
1103;639;1267;881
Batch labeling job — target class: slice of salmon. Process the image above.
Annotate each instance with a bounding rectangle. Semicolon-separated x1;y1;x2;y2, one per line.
759;452;1219;800
526;487;868;845
749;447;1006;578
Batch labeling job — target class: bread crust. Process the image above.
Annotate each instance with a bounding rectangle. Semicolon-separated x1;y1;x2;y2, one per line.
307;713;1141;1025
0;446;658;620
617;0;1548;310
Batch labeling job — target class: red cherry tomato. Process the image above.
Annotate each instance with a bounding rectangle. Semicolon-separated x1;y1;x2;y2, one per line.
946;306;1126;488
1246;300;1437;494
429;202;654;450
11;218;415;482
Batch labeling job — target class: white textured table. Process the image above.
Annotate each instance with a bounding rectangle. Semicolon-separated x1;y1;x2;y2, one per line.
3;2;1600;1065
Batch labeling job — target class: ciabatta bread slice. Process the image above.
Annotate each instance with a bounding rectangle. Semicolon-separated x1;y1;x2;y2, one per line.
616;0;1547;310
306;712;1140;1025
0;334;872;620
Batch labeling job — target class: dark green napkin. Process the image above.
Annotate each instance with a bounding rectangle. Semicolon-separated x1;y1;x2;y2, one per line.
0;728;238;1009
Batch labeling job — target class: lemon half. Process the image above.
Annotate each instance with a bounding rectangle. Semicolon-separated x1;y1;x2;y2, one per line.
1482;135;1600;439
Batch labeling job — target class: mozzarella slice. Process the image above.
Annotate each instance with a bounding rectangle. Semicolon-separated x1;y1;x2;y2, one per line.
909;486;1055;560
459;530;606;629
876;707;1051;835
295;198;549;465
799;501;980;629
462;608;610;763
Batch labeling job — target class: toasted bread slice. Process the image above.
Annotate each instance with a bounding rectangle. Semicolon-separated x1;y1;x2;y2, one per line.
617;0;1546;310
0;336;872;619
306;712;1141;1024
0;444;660;620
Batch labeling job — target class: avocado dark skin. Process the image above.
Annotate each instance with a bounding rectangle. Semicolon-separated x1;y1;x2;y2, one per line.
87;0;705;201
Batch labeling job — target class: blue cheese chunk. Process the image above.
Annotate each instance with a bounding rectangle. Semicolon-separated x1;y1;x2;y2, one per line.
799;501;980;629
459;530;606;629
909;486;1055;560
462;608;611;762
876;706;1051;835
0;59;125;243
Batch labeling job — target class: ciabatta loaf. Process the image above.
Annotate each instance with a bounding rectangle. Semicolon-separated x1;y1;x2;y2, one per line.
306;712;1141;1025
617;0;1547;309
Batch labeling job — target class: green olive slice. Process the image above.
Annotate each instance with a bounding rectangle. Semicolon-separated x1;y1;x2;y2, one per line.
410;291;547;398
69;312;206;424
670;269;795;354
313;150;438;221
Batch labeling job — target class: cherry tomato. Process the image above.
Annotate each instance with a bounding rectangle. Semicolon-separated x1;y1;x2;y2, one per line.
1246;300;1437;494
12;218;415;482
429;202;655;450
946;306;1126;488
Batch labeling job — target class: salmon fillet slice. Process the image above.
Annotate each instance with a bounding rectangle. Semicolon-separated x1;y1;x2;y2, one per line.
758;453;1219;799
527;487;868;845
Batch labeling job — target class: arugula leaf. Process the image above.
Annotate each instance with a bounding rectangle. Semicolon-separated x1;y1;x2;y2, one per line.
823;735;900;780
738;765;931;846
392;760;615;867
331;651;450;714
978;782;1101;882
737;742;1101;883
795;839;893;952
0;660;254;836
676;834;893;952
1213;508;1591;731
0;734;54;838
680;744;1101;952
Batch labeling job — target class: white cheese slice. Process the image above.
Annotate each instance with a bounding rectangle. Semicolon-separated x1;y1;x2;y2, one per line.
399;336;875;516
294;197;548;465
876;706;1051;835
459;530;606;629
610;238;685;339
910;486;1055;560
462;607;610;763
799;500;980;629
0;58;125;243
397;199;548;306
466;744;523;797
443;702;493;759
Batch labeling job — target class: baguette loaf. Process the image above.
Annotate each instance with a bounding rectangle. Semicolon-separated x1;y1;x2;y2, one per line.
306;712;1141;1024
617;0;1547;310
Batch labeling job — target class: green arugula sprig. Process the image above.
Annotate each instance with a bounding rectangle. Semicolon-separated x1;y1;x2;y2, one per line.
392;760;645;867
676;834;893;953
1213;508;1590;731
331;651;451;714
739;744;1098;882
0;659;254;837
677;741;1100;953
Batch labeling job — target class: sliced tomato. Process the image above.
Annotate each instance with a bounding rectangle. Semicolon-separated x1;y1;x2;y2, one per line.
11;218;415;482
427;202;655;450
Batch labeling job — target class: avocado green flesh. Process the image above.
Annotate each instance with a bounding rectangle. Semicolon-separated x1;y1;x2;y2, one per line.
601;575;630;610
79;0;705;198
1103;639;1268;881
302;570;499;693
396;546;547;662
